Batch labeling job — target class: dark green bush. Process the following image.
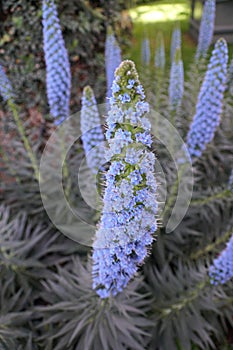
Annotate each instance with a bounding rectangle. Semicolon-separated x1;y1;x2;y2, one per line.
0;0;125;112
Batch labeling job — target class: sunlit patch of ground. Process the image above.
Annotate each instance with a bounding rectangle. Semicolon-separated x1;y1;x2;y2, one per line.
125;0;233;73
130;2;190;23
124;0;196;72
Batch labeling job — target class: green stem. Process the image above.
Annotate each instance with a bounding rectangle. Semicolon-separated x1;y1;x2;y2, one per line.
58;128;71;200
191;189;232;207
7;99;39;181
190;229;232;260
154;279;208;319
93;170;104;224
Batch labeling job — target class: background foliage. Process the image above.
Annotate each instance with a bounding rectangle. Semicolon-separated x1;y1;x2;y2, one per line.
0;0;233;349
0;0;127;112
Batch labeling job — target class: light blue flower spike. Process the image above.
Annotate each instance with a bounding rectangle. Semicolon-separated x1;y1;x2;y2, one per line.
187;38;228;159
80;86;105;174
195;0;216;60
209;233;233;285
92;60;158;298
42;0;71;125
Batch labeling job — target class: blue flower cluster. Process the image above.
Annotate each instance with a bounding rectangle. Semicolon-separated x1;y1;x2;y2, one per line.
92;60;158;298
209;233;233;285
154;32;166;71
195;0;216;60
141;38;150;65
169;48;184;110
0;65;14;101
105;31;122;99
80;86;105;174
170;25;181;62
187;38;228;159
228;169;233;191
42;0;71;125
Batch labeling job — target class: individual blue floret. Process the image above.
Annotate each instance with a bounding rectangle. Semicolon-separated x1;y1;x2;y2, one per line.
209;233;233;285
0;65;14;101
92;60;158;298
80;86;105;174
141;38;150;65
170;24;181;62
105;29;122;99
169;48;184;110
42;0;71;125
195;0;216;60
154;32;166;71
187;38;228;159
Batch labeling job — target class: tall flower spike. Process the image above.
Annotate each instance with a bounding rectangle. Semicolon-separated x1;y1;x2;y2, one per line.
42;0;71;125
169;47;184;110
154;32;166;71
195;0;216;60
141;38;150;65
209;233;233;285
170;24;181;62
80;86;105;174
92;60;158;298
187;38;228;159
0;65;14;101
105;29;122;99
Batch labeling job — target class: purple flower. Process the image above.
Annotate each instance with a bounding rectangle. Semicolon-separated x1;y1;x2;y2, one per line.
154;32;166;71
105;30;122;99
126;79;135;89
141;38;150;65
118;93;131;103
170;24;181;62
92;60;158;298
209;233;233;285
42;0;71;125
0;65;14;101
80;86;105;174
187;38;228;159
195;0;216;60
169;47;184;110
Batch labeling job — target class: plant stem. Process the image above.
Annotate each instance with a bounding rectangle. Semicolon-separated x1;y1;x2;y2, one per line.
191;189;232;207
58;127;71;200
8;99;39;181
190;228;232;260
154;279;208;319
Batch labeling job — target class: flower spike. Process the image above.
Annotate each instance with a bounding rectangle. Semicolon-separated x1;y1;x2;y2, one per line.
80;86;105;174
209;233;233;285
42;0;71;125
105;29;122;99
169;47;184;110
92;60;158;298
195;0;216;60
0;65;14;102
187;38;228;159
